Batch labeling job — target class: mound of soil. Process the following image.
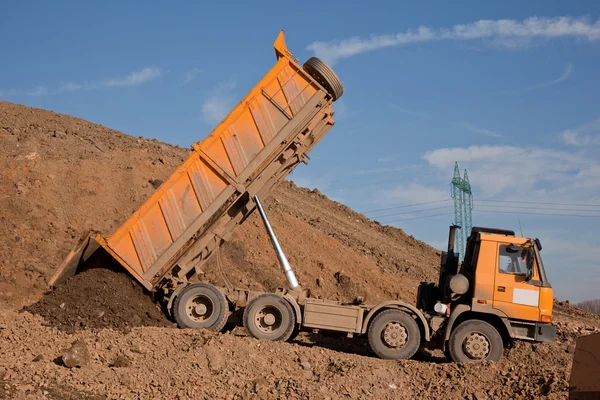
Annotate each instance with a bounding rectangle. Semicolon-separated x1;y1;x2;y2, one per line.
25;268;172;332
2;307;599;399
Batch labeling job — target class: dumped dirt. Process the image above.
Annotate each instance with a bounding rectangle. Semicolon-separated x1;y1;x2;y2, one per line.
25;268;172;332
2;100;600;399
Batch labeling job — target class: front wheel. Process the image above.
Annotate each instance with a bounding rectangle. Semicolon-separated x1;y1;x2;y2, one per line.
368;309;421;360
448;319;503;362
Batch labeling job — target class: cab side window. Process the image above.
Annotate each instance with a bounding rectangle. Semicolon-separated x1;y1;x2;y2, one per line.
498;245;527;275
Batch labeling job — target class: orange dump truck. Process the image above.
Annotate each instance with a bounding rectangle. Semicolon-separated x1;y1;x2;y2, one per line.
51;32;555;362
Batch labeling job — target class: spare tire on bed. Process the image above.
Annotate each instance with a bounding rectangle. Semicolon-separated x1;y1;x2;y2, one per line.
303;57;344;101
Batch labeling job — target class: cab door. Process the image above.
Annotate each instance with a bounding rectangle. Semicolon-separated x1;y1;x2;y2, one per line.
492;243;540;321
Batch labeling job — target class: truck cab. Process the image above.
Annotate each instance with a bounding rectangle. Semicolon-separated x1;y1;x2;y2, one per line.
421;226;556;362
472;230;553;325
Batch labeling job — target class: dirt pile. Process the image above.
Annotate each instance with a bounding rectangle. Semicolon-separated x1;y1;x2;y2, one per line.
2;307;599;399
0;101;188;308
2;100;600;399
25;268;172;332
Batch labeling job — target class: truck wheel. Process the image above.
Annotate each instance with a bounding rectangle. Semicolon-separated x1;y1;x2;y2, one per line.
243;294;296;341
448;320;503;362
173;283;229;331
368;309;421;360
303;57;344;101
444;344;452;361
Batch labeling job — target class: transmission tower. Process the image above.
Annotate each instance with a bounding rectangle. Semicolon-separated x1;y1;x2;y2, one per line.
451;162;473;260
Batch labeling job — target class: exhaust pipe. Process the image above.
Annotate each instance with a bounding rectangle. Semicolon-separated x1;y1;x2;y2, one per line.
253;195;300;290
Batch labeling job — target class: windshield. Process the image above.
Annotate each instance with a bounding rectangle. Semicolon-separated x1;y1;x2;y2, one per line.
498;244;529;275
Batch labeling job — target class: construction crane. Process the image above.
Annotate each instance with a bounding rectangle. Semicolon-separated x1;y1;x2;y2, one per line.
451;162;473;260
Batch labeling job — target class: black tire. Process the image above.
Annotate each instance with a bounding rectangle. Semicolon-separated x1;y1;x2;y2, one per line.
448;320;503;362
368;309;421;360
288;326;301;342
173;283;229;331
303;57;344;101
243;294;296;341
444;344;452;361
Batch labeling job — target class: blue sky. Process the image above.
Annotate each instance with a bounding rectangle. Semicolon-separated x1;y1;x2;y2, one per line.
1;1;599;302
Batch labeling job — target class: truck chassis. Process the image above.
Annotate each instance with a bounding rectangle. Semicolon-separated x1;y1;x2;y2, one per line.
165;195;555;362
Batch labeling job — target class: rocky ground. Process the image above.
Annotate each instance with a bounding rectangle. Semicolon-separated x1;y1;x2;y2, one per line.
1;100;599;399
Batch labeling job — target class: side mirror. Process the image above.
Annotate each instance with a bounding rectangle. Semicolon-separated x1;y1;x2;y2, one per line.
524;248;534;280
526;266;533;280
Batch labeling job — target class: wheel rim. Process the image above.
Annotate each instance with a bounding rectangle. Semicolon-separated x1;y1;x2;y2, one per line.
381;322;408;348
253;305;283;334
462;332;491;359
185;294;215;323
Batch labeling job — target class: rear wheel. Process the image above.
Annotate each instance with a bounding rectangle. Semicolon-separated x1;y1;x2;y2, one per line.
303;57;344;101
173;283;229;331
448;320;503;362
243;294;296;341
368;309;421;360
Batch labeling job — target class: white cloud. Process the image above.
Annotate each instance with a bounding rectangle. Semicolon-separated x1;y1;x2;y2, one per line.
0;86;47;97
560;117;600;147
0;88;17;97
59;67;162;92
561;130;600;147
201;76;238;124
531;63;573;89
307;27;436;64
307;16;600;64
439;17;600;41
216;76;237;91
26;86;48;96
458;122;504;138
58;82;85;92
493;64;574;95
103;67;161;87
202;96;235;124
182;68;201;85
423;144;599;198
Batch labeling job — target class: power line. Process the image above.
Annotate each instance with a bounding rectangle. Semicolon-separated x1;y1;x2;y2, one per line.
373;207;600;226
477;199;600;208
329;171;445;190
474;203;600;213
383;212;456;224
361;199;451;214
329;165;422;183
330;177;411;190
475;209;600;218
374;205;454;220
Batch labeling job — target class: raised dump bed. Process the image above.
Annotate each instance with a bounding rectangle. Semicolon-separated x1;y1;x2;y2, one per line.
50;31;343;292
